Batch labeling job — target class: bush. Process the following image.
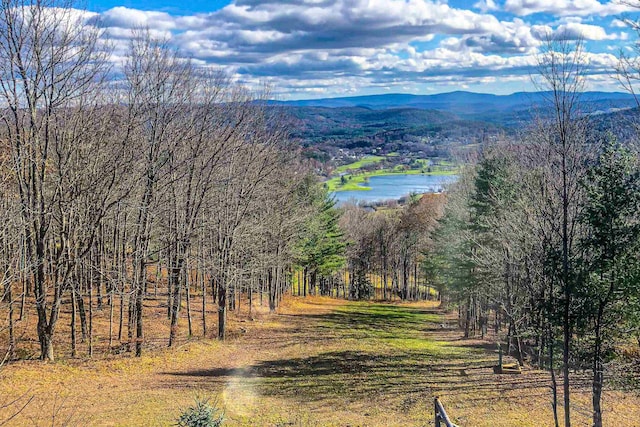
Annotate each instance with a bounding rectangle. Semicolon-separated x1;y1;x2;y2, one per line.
176;398;224;427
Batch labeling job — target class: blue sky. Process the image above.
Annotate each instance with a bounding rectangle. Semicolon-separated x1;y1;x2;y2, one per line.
81;0;640;99
86;1;229;14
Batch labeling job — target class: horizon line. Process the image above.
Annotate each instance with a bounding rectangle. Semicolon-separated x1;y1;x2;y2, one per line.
276;89;634;103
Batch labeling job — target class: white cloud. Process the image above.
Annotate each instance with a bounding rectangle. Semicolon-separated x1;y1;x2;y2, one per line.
555;22;618;40
99;7;176;31
503;0;633;17
611;18;629;28
72;0;639;97
474;0;500;13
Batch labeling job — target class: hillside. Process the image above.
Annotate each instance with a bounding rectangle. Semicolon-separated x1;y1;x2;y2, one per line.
286;105;503;160
277;91;637;120
2;297;637;426
283;91;640;164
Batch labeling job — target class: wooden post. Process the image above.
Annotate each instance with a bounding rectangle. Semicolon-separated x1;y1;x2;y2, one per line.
434;397;456;427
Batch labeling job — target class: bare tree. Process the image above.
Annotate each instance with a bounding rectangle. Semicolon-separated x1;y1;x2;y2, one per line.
0;0;110;361
532;35;592;427
0;135;19;363
122;30;197;356
164;71;231;348
203;96;289;340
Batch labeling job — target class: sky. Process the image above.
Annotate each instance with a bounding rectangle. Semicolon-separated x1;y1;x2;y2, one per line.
80;0;640;99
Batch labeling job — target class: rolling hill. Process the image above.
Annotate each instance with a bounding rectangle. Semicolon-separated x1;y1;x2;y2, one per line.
275;91;640;162
275;91;638;125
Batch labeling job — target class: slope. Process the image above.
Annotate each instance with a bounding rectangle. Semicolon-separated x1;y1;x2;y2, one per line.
0;297;638;426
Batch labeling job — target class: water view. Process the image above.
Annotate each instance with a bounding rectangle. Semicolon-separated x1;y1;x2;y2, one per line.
332;174;458;204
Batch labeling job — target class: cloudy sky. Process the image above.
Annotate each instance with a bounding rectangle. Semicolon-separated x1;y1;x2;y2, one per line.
83;0;640;99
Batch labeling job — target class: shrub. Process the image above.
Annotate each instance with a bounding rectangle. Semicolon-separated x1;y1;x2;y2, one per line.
176;398;224;427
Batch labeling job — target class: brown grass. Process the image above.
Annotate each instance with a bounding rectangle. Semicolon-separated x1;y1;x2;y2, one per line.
0;296;639;426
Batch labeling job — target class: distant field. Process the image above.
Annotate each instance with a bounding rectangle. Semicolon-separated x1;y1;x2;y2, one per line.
1;297;637;426
334;155;385;173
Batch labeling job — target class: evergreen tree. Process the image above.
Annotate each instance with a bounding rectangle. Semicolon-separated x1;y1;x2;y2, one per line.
295;179;346;295
578;138;640;427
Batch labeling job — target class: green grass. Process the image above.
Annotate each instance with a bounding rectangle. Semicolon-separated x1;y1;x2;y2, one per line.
327;154;460;192
325;175;372;191
248;299;640;427
334;155;385;173
438;159;456;166
253;301;481;411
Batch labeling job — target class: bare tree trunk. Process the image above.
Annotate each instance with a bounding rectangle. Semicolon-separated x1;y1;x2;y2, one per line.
202;266;207;337
118;289;125;342
464;295;472;338
303;268;308;297
109;286;114;349
88;268;94;358
71;287;77;358
592;305;605;427
35;241;55;361
19;275;26;321
186;268;193;337
268;268;276;312
168;255;184;347
7;283;15;361
127;290;136;352
218;281;226;340
249;276;253;317
77;286;88;343
549;328;560;427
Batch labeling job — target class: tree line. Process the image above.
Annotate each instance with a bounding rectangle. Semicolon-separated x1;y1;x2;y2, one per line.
2;3;640;427
424;38;640;427
335;194;444;301
0;0;349;363
328;36;640;427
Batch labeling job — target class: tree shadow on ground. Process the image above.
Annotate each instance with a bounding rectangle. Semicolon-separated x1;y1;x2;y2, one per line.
162;303;564;404
164;347;565;405
296;304;443;341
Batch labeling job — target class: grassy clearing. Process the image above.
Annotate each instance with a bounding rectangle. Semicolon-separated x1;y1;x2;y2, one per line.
1;297;638;426
334;155;385;173
325;175;372;191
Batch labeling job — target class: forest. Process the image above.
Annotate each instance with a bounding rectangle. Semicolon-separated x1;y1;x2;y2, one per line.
1;1;640;427
0;1;349;362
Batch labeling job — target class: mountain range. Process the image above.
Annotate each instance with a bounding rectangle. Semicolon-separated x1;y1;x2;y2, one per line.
274;91;638;124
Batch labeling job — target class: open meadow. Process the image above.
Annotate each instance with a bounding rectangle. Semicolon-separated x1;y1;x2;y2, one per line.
1;296;638;426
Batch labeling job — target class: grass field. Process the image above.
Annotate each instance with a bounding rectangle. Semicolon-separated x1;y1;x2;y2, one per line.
334;156;385;174
1;297;638;426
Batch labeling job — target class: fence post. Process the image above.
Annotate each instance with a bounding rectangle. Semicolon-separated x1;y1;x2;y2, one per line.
434;397;457;427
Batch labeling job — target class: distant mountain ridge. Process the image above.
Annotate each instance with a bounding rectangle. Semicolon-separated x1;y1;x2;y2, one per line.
273;91;638;123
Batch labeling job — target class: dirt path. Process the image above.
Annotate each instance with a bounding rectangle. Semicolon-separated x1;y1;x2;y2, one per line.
1;297;638;426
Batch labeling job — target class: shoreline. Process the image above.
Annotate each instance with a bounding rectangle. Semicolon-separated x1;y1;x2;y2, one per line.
326;168;459;192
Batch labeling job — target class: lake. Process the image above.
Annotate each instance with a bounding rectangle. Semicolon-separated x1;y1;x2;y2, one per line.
332;174;458;204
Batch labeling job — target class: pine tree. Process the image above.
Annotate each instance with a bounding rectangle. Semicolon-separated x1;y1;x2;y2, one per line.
578;138;640;427
295;180;346;295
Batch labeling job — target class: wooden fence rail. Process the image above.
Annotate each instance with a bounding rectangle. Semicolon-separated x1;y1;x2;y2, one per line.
434;397;459;427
